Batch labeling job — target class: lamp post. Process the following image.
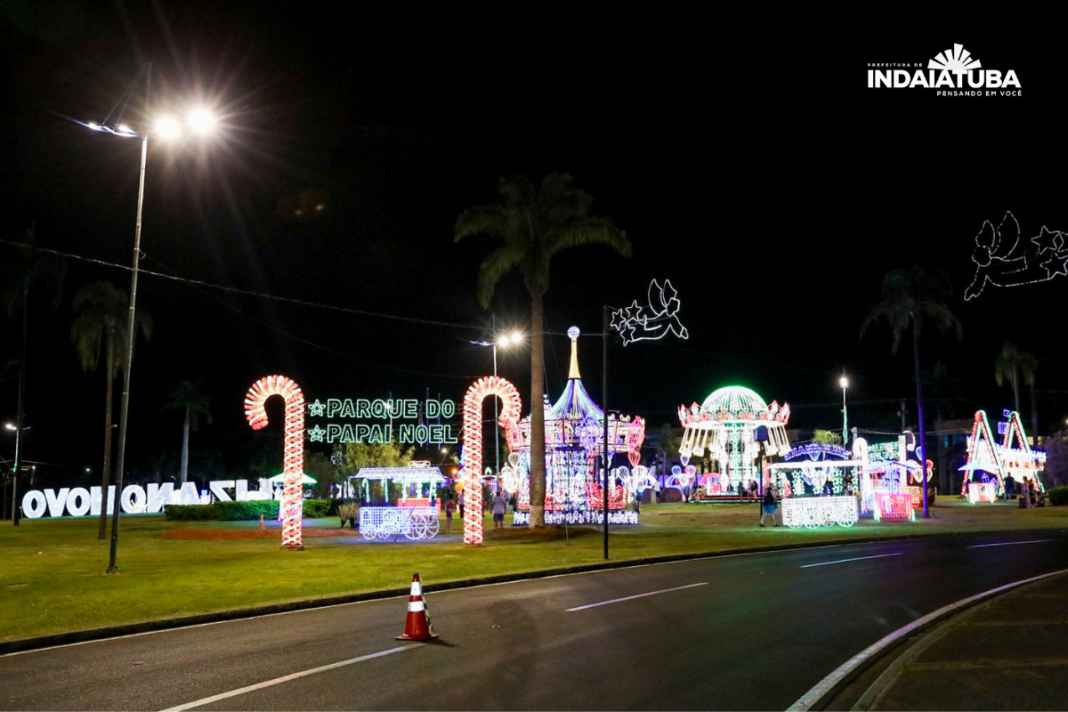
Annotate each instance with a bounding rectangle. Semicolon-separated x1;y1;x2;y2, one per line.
469;329;523;480
840;375;849;447
79;73;217;573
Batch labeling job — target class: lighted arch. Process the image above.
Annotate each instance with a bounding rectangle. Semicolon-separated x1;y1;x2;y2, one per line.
245;375;305;549
460;376;522;545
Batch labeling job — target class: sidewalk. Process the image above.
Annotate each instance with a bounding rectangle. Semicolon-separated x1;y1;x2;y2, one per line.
863;571;1068;710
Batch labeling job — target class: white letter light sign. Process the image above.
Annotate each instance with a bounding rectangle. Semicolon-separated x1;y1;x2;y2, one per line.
20;479;273;519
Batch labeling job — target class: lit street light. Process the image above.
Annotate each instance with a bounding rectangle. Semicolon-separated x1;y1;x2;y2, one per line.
77;64;218;573
469;328;524;482
840;375;849;447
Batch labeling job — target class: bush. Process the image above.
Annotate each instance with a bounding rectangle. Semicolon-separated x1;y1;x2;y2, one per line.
1048;486;1068;506
164;504;221;521
302;499;331;518
217;500;281;520
164;499;332;521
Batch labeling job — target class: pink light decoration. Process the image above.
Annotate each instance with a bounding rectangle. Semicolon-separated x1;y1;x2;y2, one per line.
460;376;522;546
874;493;914;521
628;450;641;468
245;375;305;549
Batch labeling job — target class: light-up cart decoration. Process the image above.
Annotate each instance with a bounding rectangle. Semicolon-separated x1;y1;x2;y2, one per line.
959;409;1046;501
245;375;305;549
510;327;645;526
678;386;791;499
349;463;446;541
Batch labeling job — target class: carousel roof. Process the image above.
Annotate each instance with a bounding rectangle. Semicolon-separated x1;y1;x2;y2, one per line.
509;327;645;454
700;386;769;418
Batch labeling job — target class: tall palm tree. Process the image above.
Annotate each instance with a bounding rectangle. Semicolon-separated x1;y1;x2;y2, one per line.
163;380;212;485
1;228;65;525
861;267;962;518
71;281;153;539
455;173;632;526
925;361;964;495
994;342;1039;439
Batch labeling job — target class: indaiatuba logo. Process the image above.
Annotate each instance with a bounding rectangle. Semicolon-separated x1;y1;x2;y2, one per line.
868;44;1021;97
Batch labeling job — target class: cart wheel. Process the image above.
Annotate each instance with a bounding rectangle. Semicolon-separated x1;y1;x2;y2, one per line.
836;516;856;528
407;516;426;540
427;517;440;538
804;518;821;530
362;526;376;540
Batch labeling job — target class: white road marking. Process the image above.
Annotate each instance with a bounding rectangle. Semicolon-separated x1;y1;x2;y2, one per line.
566;583;707;612
968;539;1052;549
159;644;419;711
800;552;902;568
786;568;1068;712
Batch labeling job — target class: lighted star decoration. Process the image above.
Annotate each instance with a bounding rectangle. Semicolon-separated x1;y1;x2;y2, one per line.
609;278;689;346
307;399;326;417
964;211;1068;300
307;425;326;442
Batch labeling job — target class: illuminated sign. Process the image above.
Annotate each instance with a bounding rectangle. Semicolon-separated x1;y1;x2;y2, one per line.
306;397;459;445
20;479;273;519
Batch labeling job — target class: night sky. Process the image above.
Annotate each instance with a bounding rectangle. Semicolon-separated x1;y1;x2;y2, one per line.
2;6;1065;488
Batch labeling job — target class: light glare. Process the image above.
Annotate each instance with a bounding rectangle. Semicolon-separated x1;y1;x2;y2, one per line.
840;376;849;389
155;117;180;139
188;109;216;133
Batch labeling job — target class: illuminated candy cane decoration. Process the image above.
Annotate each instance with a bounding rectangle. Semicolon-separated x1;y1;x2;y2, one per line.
245;375;305;549
460;376;522;546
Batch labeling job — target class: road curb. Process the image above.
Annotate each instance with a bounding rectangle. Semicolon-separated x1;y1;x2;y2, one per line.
788;566;1068;711
847;572;1068;711
2;527;1062;656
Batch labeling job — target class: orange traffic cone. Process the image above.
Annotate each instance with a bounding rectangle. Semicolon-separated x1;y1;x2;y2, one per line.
259;514;265;531
396;573;438;641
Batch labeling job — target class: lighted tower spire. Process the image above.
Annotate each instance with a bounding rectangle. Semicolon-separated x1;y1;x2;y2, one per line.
568;326;581;379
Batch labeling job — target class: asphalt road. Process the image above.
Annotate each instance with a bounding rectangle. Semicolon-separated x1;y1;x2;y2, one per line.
2;530;1067;711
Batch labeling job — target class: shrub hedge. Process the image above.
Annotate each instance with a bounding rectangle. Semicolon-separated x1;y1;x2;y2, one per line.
1048;486;1068;506
164;499;336;521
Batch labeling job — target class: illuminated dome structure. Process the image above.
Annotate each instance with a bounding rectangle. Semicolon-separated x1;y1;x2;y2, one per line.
678;386;791;495
510;327;646;525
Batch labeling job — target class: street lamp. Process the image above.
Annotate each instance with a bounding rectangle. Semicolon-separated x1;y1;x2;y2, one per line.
840;375;849;447
78;69;217;573
468;329;524;480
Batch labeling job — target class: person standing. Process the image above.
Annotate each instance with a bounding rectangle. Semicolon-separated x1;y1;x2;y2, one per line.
760;483;779;527
458;488;465;520
444;496;455;533
1004;476;1014;502
492;491;508;529
1022;477;1033;508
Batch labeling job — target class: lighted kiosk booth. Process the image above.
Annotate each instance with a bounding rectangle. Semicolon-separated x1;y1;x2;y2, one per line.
511;327;646;526
768;444;861;528
766;436;920;527
960;410;1046;503
678;386;791;500
349;462;445;540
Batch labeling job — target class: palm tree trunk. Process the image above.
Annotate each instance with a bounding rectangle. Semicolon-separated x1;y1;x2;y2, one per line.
98;335;115;539
1030;384;1039;449
12;284;29;526
180;408;190;484
528;291;546;527
913;319;929;519
1012;368;1020;413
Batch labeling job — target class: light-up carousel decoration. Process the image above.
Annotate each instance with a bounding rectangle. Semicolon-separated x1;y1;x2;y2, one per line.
245;375;305;549
511;327;645;526
678;386;791;497
960;409;1046;502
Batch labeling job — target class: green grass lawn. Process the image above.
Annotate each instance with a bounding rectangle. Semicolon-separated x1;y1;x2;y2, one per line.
2;499;1066;642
